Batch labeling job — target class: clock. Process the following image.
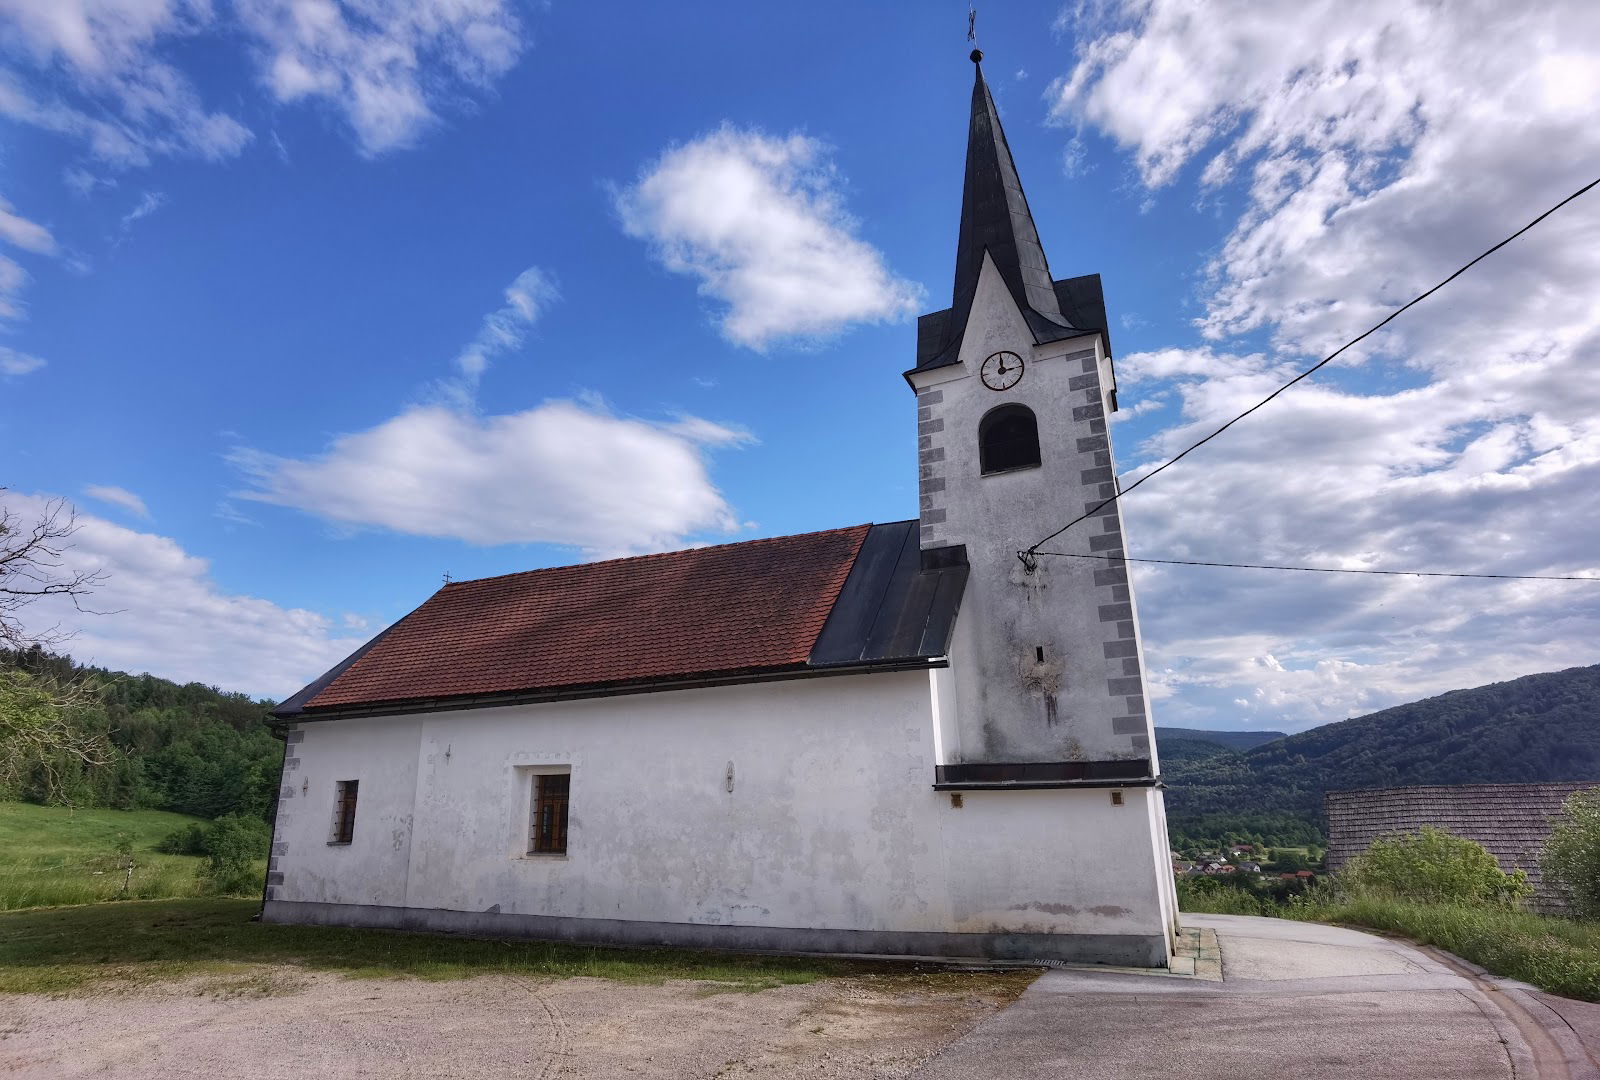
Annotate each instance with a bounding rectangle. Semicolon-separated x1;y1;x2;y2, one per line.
980;350;1024;391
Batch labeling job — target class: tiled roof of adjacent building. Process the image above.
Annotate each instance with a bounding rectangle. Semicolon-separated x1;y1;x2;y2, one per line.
1325;782;1600;911
274;520;967;720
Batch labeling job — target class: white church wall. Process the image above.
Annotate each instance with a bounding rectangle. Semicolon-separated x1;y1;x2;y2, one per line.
268;714;422;908
267;669;1171;964
938;785;1171;940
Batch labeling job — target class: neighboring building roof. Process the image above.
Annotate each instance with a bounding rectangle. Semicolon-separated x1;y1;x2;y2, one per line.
1325;783;1599;911
275;521;968;721
911;53;1099;375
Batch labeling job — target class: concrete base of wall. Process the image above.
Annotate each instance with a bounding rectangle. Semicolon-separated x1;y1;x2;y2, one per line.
262;900;1170;967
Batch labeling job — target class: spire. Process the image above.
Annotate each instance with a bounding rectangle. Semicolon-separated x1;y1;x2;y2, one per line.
928;50;1081;368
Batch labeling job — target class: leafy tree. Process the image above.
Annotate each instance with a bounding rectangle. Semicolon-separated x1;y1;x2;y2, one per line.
1271;849;1310;872
1541;787;1600;918
1344;826;1529;906
0;492;111;795
199;813;272;895
0;665;110;801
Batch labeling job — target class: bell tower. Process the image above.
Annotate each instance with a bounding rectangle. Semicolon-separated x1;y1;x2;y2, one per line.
908;50;1160;782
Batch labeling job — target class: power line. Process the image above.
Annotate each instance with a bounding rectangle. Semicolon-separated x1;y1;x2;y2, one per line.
1021;173;1600;564
1032;549;1600;583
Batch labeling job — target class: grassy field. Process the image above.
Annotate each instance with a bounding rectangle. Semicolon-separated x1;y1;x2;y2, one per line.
0;802;250;910
1291;893;1600;1002
0;898;1033;997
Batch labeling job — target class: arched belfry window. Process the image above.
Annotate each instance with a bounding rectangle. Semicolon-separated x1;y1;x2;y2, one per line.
979;404;1041;475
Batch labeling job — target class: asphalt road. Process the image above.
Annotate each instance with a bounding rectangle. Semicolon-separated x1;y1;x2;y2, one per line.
913;914;1567;1080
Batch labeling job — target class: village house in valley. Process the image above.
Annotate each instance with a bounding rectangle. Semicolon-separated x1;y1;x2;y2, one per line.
264;52;1179;966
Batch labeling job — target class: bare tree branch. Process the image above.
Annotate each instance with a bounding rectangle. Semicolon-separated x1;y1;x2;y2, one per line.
0;489;112;652
0;489;114;796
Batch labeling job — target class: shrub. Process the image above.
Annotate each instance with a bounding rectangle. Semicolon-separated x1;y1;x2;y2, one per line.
1343;826;1529;906
196;814;272;896
156;823;209;856
1542;788;1600;918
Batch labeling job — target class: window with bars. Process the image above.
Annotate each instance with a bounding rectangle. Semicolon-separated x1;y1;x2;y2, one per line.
529;773;569;855
331;779;359;845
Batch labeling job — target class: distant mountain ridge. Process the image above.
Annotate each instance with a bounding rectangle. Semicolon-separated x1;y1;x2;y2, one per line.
1162;663;1600;841
1155;727;1286;751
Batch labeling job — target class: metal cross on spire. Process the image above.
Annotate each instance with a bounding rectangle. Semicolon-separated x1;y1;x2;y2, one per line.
967;4;977;47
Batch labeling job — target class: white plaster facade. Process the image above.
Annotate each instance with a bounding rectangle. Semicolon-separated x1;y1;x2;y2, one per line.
267;669;1176;964
913;254;1160;767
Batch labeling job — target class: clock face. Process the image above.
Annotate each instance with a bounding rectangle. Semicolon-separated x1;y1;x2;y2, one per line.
980;351;1024;391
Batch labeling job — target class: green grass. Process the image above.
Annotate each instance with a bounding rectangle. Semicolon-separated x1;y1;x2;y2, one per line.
1291;894;1600;1002
0;802;260;910
0;898;1032;997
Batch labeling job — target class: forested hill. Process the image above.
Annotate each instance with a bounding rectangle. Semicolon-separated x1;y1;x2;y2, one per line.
1;648;280;820
1165;663;1600;845
1155;727;1287;751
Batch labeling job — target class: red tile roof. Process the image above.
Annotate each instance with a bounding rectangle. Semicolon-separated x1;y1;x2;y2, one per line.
303;524;873;711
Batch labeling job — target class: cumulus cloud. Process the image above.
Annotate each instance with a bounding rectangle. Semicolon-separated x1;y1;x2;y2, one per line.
84;483;148;517
1;490;364;697
616;127;923;350
1052;0;1600;729
0;345;45;376
0;0;528;165
231;401;750;557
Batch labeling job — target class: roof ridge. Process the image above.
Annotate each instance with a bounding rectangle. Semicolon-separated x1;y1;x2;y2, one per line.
442;521;900;590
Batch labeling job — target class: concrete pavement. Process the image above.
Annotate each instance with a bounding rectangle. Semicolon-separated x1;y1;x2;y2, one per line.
913;914;1583;1079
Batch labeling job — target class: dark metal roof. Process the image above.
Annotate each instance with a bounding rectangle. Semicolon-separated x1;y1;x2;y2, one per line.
913;57;1088;373
809;521;967;667
913;274;1109;373
1053;274;1112;360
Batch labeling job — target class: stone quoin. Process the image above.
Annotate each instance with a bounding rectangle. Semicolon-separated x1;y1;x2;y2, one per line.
261;50;1179;966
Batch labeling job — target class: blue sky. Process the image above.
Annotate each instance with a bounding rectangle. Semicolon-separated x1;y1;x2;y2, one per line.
3;1;1598;731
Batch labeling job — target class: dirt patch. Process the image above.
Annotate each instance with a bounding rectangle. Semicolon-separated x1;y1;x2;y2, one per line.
0;966;1034;1079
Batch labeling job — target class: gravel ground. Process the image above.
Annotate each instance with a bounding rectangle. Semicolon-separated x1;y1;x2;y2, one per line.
0;967;1030;1079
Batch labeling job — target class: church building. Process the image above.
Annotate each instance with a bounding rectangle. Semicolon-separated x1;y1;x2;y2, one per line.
264;52;1179;967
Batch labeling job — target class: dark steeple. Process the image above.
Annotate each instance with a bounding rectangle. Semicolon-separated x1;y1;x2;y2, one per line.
918;50;1086;371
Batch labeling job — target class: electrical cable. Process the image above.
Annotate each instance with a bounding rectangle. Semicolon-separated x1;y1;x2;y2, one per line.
1020;173;1600;565
1030;549;1600;583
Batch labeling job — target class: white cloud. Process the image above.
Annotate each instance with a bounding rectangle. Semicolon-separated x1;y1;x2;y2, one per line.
119;189;165;229
0;196;55;254
84;483;148;517
0;345;45;376
0;2;252;167
616;126;923;350
0;196;57;320
1051;0;1600;729
231;401;751;557
1;490;364;697
452;266;557;382
0;0;529;165
0;256;25;320
233;0;524;155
